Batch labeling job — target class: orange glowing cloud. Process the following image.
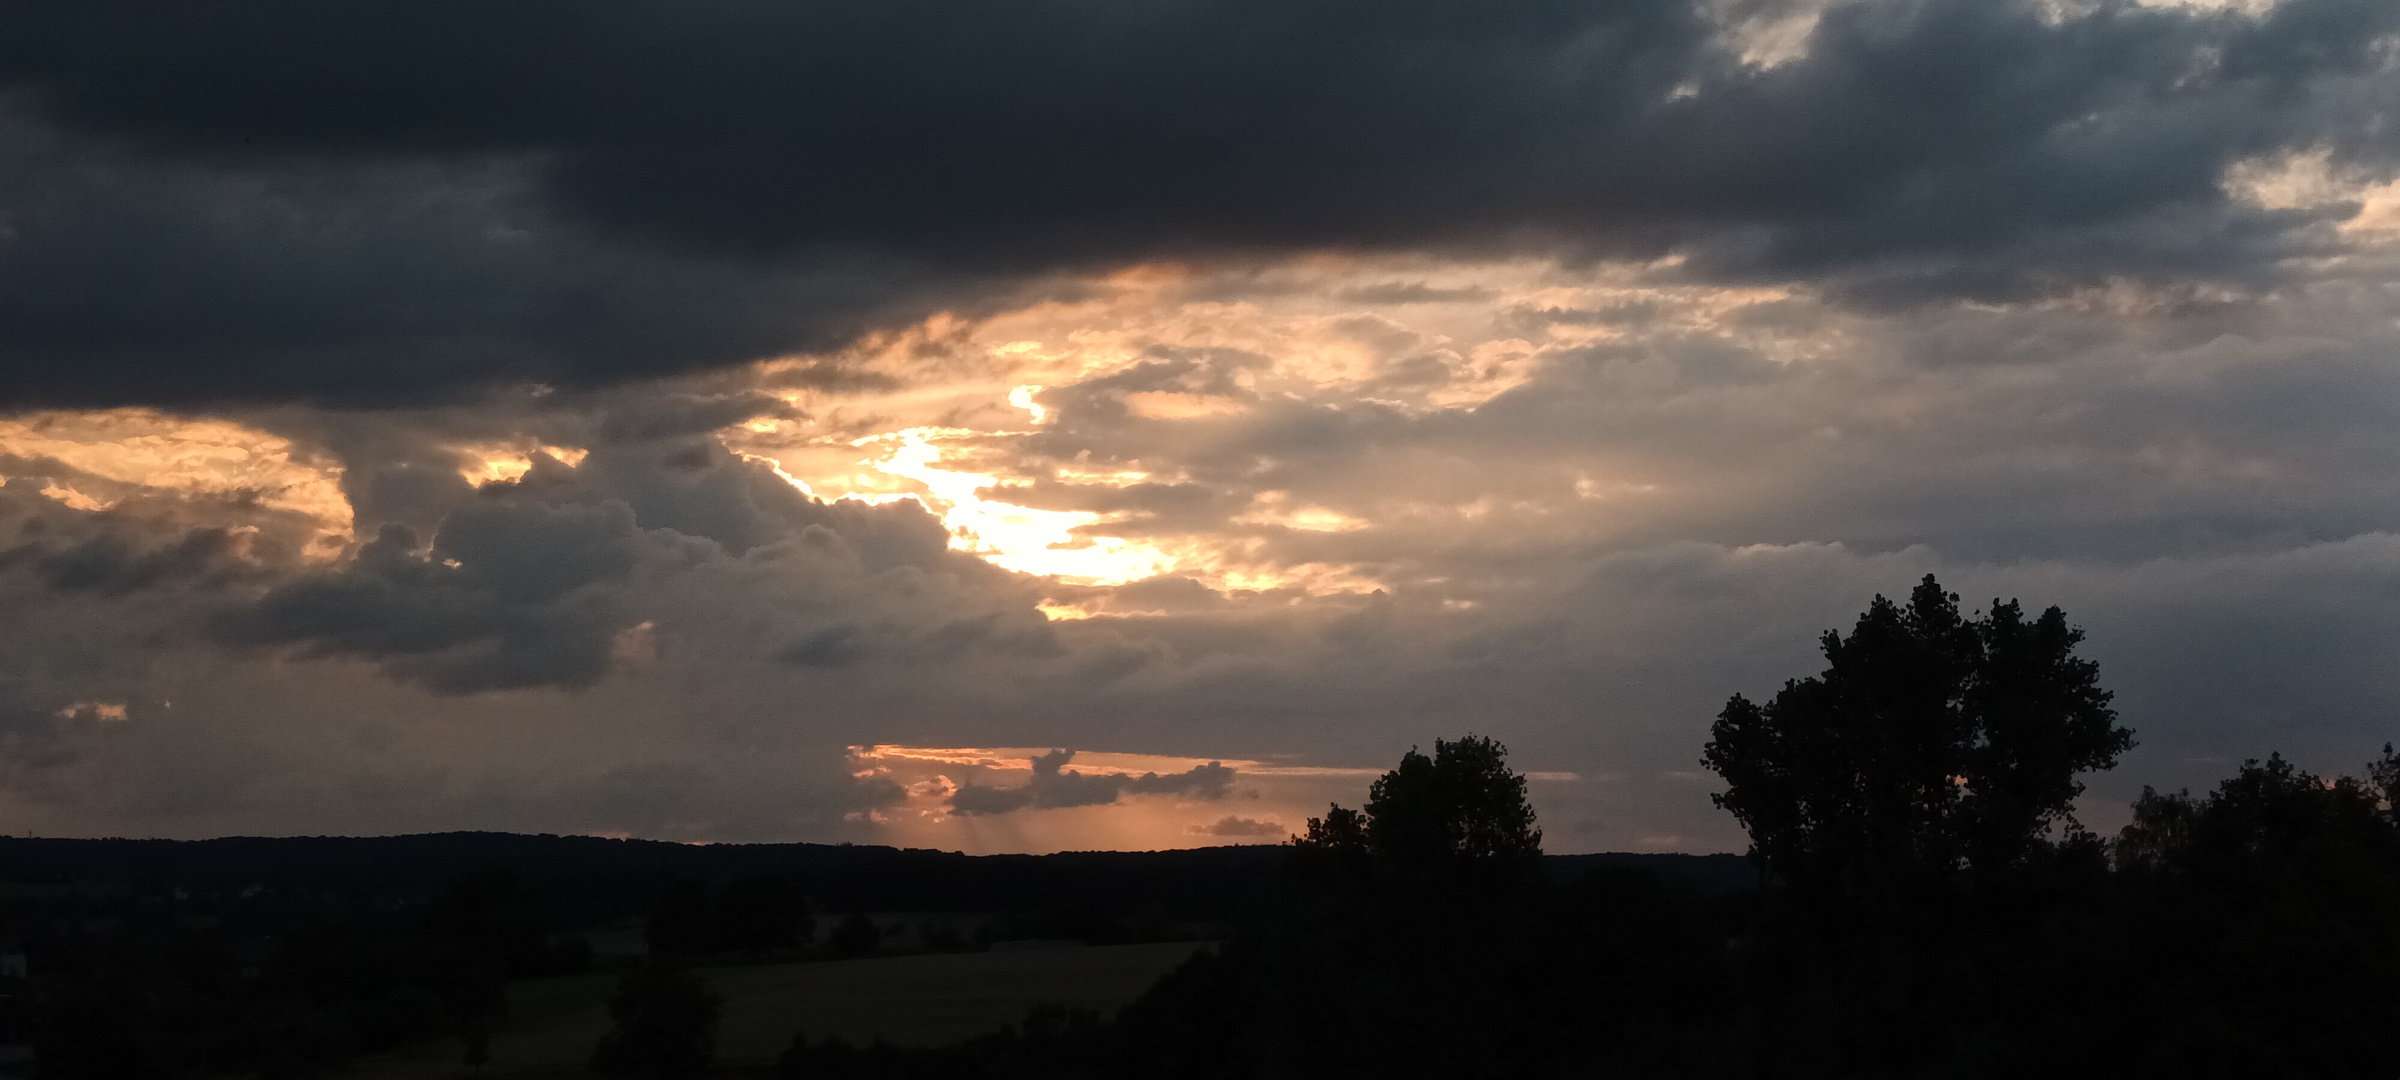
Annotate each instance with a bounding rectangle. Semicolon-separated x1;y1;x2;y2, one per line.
0;408;352;550
711;257;1798;598
842;744;1389;854
453;441;589;486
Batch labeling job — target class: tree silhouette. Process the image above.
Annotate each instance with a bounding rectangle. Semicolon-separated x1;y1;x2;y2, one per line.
589;957;721;1079
2370;742;2400;818
827;912;881;957
2113;753;2400;1078
1298;734;1541;878
643;879;711;958
712;875;812;958
1703;576;2131;899
1296;804;1365;851
422;869;540;1068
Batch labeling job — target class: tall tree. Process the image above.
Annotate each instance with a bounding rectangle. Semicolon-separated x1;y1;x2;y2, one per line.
1299;734;1541;871
1703;576;2131;898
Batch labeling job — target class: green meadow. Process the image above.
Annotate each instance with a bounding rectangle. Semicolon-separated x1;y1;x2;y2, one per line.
357;941;1208;1077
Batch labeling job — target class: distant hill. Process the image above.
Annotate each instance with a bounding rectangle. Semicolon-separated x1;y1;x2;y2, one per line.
1542;851;1756;895
0;833;1754;922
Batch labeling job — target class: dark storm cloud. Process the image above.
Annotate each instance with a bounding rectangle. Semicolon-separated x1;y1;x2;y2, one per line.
949;750;1236;815
0;111;980;408
233;510;645;693
0;463;321;606
2;0;2395;404
1192;815;1288;838
20;526;250;597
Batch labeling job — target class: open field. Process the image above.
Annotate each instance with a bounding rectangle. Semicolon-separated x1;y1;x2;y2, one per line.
358;941;1209;1077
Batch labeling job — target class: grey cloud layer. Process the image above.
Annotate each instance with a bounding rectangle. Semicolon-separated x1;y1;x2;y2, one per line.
4;374;2400;848
1;0;2398;849
226;419;1046;692
4;0;2399;403
0;113;984;407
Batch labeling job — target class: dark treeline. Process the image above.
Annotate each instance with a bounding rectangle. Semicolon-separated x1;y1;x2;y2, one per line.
0;838;1304;1076
0;832;1745;916
0;813;1739;1075
9;576;2399;1077
0;835;1302;923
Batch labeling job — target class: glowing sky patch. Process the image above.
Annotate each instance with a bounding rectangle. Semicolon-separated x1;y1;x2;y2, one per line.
845;744;1385;852
1008;384;1048;424
715;258;1741;596
37;483;108;513
852;427;1175;585
453;443;592;487
2223;148;2400;237
1236;494;1372;533
832;743;1559;852
853;744;1249;776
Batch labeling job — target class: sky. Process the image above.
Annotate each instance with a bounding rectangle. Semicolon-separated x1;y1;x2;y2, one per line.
3;0;2400;853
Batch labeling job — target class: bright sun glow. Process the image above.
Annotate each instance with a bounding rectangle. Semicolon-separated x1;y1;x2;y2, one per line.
1008;384;1048;424
855;427;1174;585
727;258;1776;596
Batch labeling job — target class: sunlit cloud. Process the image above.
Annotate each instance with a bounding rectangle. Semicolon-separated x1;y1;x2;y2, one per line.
2223;148;2400;240
37;483;109;513
1008;384;1049;424
845;744;1382;854
1235;494;1372;534
853;745;1045;770
453;442;590;486
718;257;1787;596
56;701;129;723
0;408;352;548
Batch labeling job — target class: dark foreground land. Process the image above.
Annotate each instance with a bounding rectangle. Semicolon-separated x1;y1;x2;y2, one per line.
9;785;2400;1080
0;831;1747;922
355;941;1216;1077
9;582;2400;1079
0;830;1751;1078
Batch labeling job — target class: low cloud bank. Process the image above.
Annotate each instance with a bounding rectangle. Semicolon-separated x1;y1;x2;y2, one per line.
950;751;1237;816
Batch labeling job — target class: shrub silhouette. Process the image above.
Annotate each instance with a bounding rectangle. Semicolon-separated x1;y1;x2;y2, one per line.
713;874;812;957
589;958;721;1079
643;879;712;958
827;912;881;957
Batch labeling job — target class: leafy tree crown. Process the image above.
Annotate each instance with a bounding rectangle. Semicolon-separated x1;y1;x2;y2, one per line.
1703;575;2132;894
1300;734;1542;869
